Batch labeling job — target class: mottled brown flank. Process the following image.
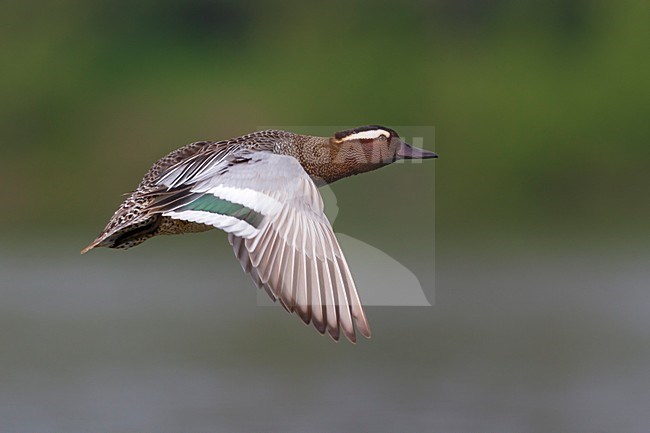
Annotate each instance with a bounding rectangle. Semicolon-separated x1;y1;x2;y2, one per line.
157;217;213;236
83;128;400;251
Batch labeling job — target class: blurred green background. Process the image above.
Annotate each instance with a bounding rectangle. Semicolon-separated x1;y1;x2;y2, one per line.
1;1;649;432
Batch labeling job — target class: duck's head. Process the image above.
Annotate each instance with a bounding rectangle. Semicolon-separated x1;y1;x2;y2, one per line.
332;125;438;167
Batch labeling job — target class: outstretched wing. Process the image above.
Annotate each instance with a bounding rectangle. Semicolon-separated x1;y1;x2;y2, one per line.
154;151;371;343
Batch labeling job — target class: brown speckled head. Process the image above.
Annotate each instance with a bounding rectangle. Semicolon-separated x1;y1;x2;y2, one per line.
333;125;401;164
295;125;437;184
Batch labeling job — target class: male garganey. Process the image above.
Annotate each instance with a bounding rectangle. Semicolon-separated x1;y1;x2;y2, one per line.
82;126;437;342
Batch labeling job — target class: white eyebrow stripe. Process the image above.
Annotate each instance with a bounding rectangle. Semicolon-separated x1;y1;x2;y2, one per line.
341;129;390;141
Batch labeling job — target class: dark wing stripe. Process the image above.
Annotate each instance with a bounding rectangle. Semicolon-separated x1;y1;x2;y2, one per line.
177;195;264;227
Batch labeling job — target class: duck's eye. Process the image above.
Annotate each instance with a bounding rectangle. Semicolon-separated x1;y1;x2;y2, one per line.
378;135;387;142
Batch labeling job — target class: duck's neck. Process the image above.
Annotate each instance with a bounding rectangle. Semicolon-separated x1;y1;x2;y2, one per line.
285;135;387;184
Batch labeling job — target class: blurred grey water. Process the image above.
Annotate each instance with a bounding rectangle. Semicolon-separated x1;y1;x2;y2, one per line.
1;236;649;433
